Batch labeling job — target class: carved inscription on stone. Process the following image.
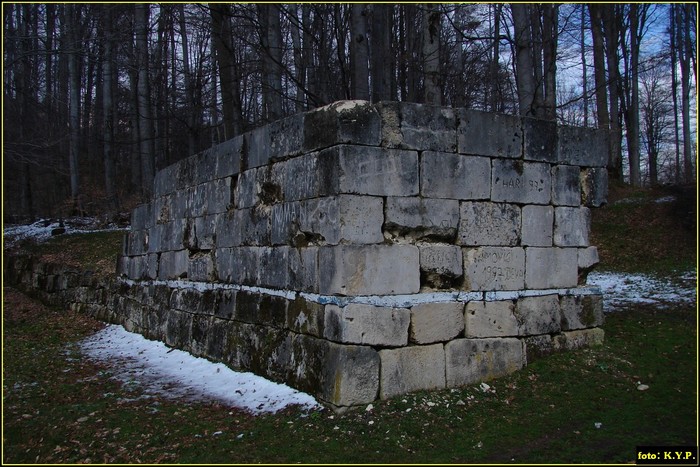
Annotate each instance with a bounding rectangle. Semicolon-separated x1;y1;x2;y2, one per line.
463;247;525;291
491;160;551;204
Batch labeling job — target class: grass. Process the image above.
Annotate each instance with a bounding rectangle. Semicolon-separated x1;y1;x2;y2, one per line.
2;186;697;464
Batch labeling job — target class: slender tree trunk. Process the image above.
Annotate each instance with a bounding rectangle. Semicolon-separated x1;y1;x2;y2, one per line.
350;4;370;100
589;5;609;131
512;4;537;117
602;5;623;182
581;6;589;126
490;4;502;112
370;4;392;102
289;5;306;111
627;4;642;186
66;5;82;213
177;4;197;156
259;4;283;121
670;4;681;184
679;5;694;183
542;4;558;121
101;5;118;214
135;4;155;197
422;4;441;105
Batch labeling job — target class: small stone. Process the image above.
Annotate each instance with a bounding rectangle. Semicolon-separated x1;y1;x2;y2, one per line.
637;384;649;391
365;403;374;412
479;382;491;392
594;422;602;429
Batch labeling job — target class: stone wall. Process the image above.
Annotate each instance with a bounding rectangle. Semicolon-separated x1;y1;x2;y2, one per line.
13;101;609;410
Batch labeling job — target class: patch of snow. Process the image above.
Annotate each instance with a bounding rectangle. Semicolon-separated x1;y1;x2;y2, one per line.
4;217;128;249
79;324;320;414
588;270;697;312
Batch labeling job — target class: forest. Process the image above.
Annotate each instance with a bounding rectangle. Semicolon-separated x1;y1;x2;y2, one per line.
2;3;697;221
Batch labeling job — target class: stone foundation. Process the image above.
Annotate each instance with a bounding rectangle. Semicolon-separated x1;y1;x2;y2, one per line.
7;101;609;411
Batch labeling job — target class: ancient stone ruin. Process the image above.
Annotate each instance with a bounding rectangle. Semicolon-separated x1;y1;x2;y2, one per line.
114;100;608;410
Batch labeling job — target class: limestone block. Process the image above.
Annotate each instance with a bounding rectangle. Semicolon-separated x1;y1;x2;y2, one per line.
525;247;578;289
523;117;558;162
215;211;241;249
287;297;325;337
554;206;590;247
176;155;198;189
281;153;321;201
153;195;173;224
420;152;491;200
578;246;599;283
324;304;410;347
385;197;459;240
288;247;319;292
381;102;457;152
147;253;158;279
523;334;554;363
127;230;149;256
558;126;609;167
458;109;522;158
188;252;215;282
515;295;561;336
215;289;237;320
521;205;553;247
581;167;608;207
409;302;464;344
158;250;189;280
303;100;381;151
234;167;259;209
126;255;148;280
333;145;419;196
458;202;521;246
321;341;380;407
131;203;153;231
418;244;463;288
171;190;189;220
258;246;290;289
169;288;204;313
560;294;604;330
319;245;420;295
164;309;192;349
379;344;446;399
192;149;218;186
205;177;232;215
553;328;605;350
229;247;261;286
551;165;581;206
464;300;518;337
269;113;304;160
492;160;551;204
214;136;243;179
154;164;178;197
243;124;270;170
193;214;219;250
299;195;384;245
235;207;270;246
270;202;301;246
445;338;524;387
463;247;525;291
190;314;212;357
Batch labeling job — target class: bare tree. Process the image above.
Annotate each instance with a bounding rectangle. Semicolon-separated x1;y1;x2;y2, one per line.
135;4;155;197
423;4;441;105
350;4;370;100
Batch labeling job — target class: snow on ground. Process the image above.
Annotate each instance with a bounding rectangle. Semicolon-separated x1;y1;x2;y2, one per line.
79;325;321;414
3;217;128;249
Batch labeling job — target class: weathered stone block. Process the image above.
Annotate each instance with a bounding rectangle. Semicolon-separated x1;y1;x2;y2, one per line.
515;295;561;336
258;246;289;289
379;344;446;399
553;328;605;350
158;250;189;280
243;124;270;170
560;294;604;330
409;302;464;344
464;300;518;337
578;246;599;284
229;247;261;286
445;338;524;387
420;152;491;200
188;252;215;281
552;165;581;206
581;167;608;207
131;203;153;231
299;195;384;245
154;164;178;197
193;214;219;250
558;126;609;167
385;197;459;240
523;117;558;162
458;109;522;158
215;212;240;249
213;136;243;179
214;289;236;320
233;167;259;209
319;245;420;295
281;154;320;201
336;145;419;196
127;230;149;256
324;304;410;347
303;100;381;151
492;160;551;204
554;207;590;247
521;205;553;247
525;247;578;289
382;102;457;152
419;244;463;288
322;341;381;407
458;202;521;246
269;113;304;160
523;334;554;363
287;297;325;337
288;247;319;292
463;247;525;291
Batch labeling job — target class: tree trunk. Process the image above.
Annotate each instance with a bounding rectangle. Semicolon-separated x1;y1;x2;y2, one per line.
135;4;155;197
601;5;623;182
542;4;558;121
370;4;392;102
101;5;118;214
512;4;537;117
589;5;609;131
670;4;681;184
178;4;197;156
350;4;370;100
490;4;502;112
66;4;82;213
580;5;589;126
288;5;306;111
259;4;283;121
679;5;694;183
422;4;441;105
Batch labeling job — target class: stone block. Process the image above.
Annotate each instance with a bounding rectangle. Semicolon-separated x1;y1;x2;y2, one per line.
324;304;410;347
420;152;491;200
303;100;381;151
299;195;384;245
445;338;524;387
379;344;446;399
418;244;463;288
322;341;380;407
164;309;192;350
551;165;581;206
214;289;237;320
560;294;604;330
515;295;561;336
335;145;419;196
154;164;178;197
288;247;319;292
287;297;325;337
464;300;518;337
229;247;261;286
131;203;153;231
127;230;149;256
205;177;232;215
214;136;243;179
153;195;173;224
158;250;189;280
558;126;609;167
235;207;270;246
581;167;608;207
385;197;459;240
243;124;270;170
233;167;259;209
463;247;525;291
382;102;457;152
409;302;464;344
525;247;578;289
126;255;147;280
458;109;522;158
319;245;420;295
458;202;521;246
258;246;289;289
215;211;241;249
553;328;605;350
193;214;219;250
175;155;199;189
491;159;551;204
554;207;590;247
281;154;321;201
188;252;215;281
271;201;301;245
523;334;555;363
523;117;558;162
521;205;553;247
578;246;599;283
269;113;304;160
